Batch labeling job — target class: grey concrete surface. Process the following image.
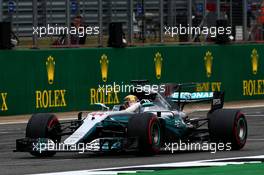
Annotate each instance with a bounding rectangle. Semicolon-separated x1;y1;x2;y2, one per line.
0;107;263;175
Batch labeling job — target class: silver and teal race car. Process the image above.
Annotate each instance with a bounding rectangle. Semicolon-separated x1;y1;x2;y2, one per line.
15;81;247;157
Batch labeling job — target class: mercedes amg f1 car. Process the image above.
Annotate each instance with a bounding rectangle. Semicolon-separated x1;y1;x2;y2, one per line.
15;81;248;157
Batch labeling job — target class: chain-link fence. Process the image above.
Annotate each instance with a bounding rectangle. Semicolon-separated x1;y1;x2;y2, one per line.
0;0;263;48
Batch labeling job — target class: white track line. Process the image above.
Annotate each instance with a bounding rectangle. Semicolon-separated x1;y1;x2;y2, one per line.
188;104;264;113
1;104;264;125
0;121;28;125
226;104;264;109
244;115;264;117
30;155;264;175
248;139;264;141
0;117;77;125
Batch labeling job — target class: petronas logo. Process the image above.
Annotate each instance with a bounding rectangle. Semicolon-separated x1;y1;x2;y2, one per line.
154;52;163;80
46;56;55;84
100;54;109;82
204;51;213;78
251;49;259;75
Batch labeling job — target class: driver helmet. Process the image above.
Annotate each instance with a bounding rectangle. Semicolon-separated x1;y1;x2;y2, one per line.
123;95;138;108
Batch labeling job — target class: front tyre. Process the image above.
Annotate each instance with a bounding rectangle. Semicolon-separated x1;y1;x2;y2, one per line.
128;113;162;155
208;109;247;150
26;113;61;157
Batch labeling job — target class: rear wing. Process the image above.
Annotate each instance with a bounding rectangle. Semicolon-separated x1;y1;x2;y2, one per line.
170;91;213;102
129;80;224;111
162;83;224;111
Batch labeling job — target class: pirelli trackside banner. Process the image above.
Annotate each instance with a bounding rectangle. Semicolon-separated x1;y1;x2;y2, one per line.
0;44;263;115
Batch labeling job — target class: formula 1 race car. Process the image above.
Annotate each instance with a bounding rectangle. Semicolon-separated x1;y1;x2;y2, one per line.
15;81;248;157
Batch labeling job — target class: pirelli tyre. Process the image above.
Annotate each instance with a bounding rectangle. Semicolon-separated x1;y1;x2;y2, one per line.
26;113;61;157
128;113;162;155
208;109;247;150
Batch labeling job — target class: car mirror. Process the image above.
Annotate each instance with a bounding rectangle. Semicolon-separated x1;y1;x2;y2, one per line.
94;103;109;111
142;102;154;107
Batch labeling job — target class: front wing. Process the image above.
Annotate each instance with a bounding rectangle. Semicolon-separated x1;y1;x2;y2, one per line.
14;137;138;153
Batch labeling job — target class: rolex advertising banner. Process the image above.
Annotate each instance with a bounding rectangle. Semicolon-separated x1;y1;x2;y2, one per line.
0;44;263;116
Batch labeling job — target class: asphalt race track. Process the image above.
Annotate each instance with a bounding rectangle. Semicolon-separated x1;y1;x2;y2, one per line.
0;107;264;175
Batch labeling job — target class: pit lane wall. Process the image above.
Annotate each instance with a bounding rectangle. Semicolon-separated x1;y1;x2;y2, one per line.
0;44;263;115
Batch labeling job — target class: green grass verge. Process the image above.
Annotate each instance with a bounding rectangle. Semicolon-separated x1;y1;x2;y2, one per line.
120;163;264;175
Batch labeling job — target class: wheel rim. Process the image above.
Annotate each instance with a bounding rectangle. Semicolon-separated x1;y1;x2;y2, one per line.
151;123;160;146
47;117;61;142
237;118;246;141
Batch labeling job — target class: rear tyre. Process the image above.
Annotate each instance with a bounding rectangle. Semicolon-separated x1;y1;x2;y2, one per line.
128;113;161;155
26;113;61;157
208;109;247;150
